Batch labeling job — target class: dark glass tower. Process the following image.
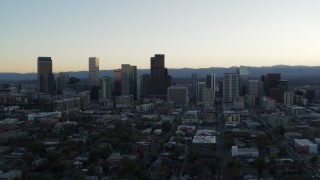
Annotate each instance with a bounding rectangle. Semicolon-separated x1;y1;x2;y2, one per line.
37;57;55;94
150;54;171;98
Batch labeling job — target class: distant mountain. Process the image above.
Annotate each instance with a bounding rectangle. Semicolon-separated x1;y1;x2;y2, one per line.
0;65;320;80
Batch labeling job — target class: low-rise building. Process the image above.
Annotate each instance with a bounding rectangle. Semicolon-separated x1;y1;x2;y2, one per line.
223;111;240;126
267;113;291;128
294;139;318;154
287;105;306;116
260;96;276;110
231;146;259;158
28;112;62;121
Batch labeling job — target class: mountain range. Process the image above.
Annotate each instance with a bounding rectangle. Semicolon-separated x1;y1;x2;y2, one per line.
0;65;319;80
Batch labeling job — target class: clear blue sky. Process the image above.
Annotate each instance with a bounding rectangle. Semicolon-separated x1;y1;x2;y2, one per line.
0;0;319;73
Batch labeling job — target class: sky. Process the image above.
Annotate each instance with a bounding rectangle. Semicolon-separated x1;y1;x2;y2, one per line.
0;0;320;73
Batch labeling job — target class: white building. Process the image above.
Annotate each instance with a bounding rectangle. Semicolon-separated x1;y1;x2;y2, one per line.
294;139;318;154
28;112;62;121
261;96;276;110
223;73;239;103
89;57;100;86
287;105;306;116
167;86;189;107
136;103;154;112
283;91;294;106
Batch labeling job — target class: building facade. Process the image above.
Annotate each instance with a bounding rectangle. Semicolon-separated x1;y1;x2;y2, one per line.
121;64;137;99
89;57;100;87
150;54;171;98
223;73;239;103
37;57;55;94
167;86;189;107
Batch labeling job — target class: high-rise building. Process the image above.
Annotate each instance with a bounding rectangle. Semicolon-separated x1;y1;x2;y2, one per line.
248;80;259;97
206;74;216;89
150;54;171;98
223;73;239;103
89;57;100;87
206;74;216;98
37;57;55;94
56;72;69;94
121;64;137;99
283;91;294;106
202;88;215;108
100;76;112;102
167;86;188;107
237;66;250;95
113;69;122;96
191;73;198;97
196;82;206;103
139;74;150;99
265;73;281;97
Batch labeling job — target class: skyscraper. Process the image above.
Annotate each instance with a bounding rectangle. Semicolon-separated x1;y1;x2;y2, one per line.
206;74;216;90
196;82;206;103
113;69;122;96
150;54;171;98
121;64;137;99
100;76;112;102
191;73;198;97
237;66;250;96
37;57;55;94
283;91;294;106
139;74;150;99
223;73;239;103
265;73;281;97
202;88;215;108
56;72;69;94
89;57;100;87
248;80;259;97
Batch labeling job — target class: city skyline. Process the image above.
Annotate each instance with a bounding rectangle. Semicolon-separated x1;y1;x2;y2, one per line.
1;0;320;73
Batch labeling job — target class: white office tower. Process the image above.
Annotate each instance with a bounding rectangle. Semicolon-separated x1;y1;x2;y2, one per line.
284;91;294;106
223;73;239;103
202;88;215;108
196;82;206;104
89;57;100;87
167;86;189;107
100;76;112;102
248;80;259;97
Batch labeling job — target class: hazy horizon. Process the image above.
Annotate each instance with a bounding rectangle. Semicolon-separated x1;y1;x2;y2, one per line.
1;0;319;73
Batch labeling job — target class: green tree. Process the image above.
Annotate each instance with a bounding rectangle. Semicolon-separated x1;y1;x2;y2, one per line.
162;121;171;132
311;155;319;164
254;156;266;174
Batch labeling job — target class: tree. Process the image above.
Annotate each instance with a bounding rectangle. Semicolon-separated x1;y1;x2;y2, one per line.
311;155;319;164
162;121;171;132
254;156;266;174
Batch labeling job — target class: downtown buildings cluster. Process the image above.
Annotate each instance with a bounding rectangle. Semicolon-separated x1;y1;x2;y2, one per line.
1;54;320;179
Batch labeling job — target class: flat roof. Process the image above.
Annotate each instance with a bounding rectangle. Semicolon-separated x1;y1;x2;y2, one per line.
192;135;216;144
